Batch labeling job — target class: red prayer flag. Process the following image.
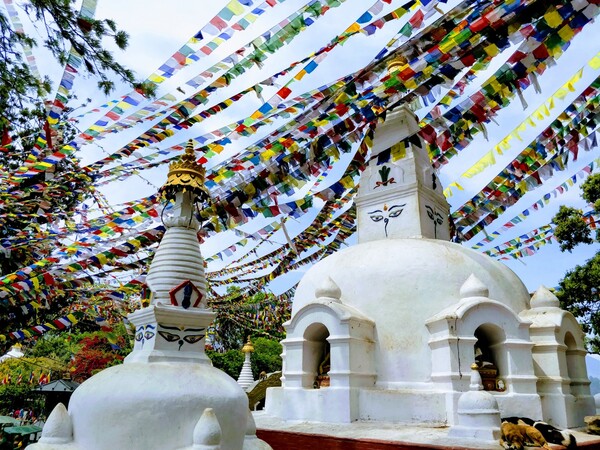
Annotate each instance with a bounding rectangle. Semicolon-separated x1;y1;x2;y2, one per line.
276;86;292;99
408;10;424;28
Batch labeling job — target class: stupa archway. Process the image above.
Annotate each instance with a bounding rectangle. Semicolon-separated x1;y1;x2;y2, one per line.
302;322;330;389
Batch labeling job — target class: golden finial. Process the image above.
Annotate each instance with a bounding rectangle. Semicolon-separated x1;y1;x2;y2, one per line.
387;53;408;75
471;363;479;370
241;337;254;354
160;139;210;202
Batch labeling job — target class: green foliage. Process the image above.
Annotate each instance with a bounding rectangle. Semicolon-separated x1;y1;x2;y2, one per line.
582;173;600;212
209;286;288;351
28;334;79;365
250;337;282;379
552;174;600;352
0;355;67;413
206;348;244;380
0;382;41;413
206;336;282;381
553;205;593;252
0;0;154;130
557;252;600;353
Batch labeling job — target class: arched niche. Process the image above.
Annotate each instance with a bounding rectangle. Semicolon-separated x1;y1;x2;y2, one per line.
474;323;507;391
279;300;376;390
302;322;331;389
427;296;535;393
564;330;588;397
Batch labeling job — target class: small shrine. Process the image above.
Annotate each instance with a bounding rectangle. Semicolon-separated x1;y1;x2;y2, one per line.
27;141;271;450
263;96;595;429
237;338;255;390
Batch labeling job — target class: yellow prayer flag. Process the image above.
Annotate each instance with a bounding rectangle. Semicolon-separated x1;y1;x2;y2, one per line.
227;0;245;15
340;176;355;189
67;314;79;324
260;149;276;161
423;66;434;77
571;68;583;83
294;69;308;81
148;74;166;84
462;151;495;178
543;8;563;28
484;44;500;57
589;56;600;70
391;142;406;161
439;38;456;54
404;78;418;90
554;88;568;99
344;22;361;34
533;107;545;121
211;144;225;154
558;24;574;42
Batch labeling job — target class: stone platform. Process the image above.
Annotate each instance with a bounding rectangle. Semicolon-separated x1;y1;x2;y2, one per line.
254;412;600;449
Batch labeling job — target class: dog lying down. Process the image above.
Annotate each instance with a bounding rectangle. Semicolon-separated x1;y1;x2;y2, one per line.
500;422;551;449
501;417;577;449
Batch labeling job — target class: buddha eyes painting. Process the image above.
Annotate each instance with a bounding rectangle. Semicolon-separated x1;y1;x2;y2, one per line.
368;203;405;237
157;324;206;351
425;205;444;238
135;324;156;348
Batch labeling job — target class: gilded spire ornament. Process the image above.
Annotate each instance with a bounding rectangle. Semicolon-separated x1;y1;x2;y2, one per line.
387;53;408;75
160;139;210;202
241;337;254;354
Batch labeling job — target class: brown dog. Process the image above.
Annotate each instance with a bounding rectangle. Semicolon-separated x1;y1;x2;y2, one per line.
500;421;551;449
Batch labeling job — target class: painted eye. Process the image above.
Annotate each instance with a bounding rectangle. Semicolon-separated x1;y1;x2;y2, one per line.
158;331;180;342
388;209;403;218
144;330;155;340
369;215;383;222
135;331;144;342
183;334;205;344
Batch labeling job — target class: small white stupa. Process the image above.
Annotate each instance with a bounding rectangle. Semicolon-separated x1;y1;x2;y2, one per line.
28;141;271;450
0;343;24;362
237;338;255;390
264;59;595;429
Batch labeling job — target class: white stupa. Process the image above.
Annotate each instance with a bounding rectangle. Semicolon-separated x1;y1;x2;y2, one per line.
28;141;272;450
0;343;24;362
237;338;255;390
264;96;595;429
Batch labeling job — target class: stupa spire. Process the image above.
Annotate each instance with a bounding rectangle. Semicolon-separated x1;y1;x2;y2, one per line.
126;139;214;364
27;138;273;450
237;337;255;390
355;63;450;242
145;139;209;306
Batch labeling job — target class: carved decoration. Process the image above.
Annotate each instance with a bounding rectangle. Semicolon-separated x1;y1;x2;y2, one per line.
169;279;204;309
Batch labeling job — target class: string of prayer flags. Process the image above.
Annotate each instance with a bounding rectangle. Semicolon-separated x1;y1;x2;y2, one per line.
5;312;83;341
471;158;600;249
459;67;590;180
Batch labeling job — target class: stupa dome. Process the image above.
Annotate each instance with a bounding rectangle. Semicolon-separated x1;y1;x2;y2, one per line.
265;105;594;429
67;360;248;450
292;237;530;385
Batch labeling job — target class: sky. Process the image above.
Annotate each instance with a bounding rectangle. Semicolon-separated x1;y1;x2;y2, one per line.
6;0;600;294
